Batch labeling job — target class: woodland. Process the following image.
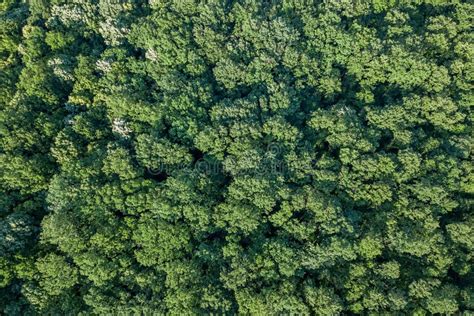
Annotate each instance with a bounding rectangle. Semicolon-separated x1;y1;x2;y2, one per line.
0;0;473;314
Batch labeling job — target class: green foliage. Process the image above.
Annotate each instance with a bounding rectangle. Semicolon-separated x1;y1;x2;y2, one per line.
0;0;473;314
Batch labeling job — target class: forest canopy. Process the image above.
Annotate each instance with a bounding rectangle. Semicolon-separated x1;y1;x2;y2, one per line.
0;0;473;314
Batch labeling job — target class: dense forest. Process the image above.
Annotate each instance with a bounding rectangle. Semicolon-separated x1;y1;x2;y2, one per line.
0;0;473;314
